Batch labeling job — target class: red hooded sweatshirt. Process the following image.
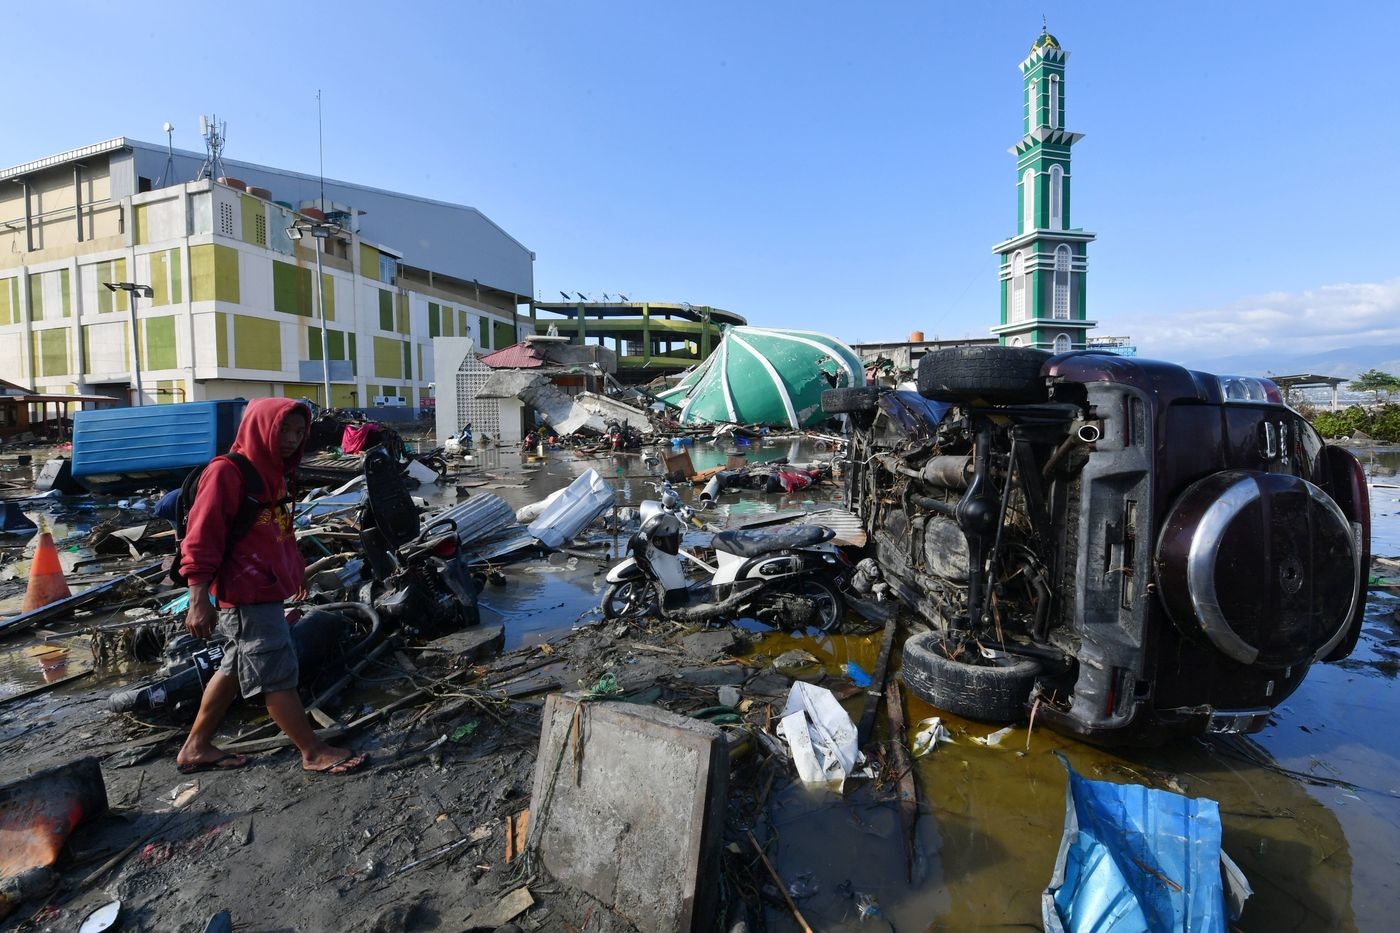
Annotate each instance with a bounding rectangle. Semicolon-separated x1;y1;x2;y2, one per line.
179;397;310;607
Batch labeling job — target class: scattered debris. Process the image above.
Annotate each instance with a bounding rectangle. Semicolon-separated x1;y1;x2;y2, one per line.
76;899;121;933
776;682;866;790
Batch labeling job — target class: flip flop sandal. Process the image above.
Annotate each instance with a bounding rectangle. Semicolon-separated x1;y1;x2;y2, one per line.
177;753;249;775
306;753;370;776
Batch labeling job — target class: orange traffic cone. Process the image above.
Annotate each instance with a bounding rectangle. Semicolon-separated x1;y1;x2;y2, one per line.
22;524;72;612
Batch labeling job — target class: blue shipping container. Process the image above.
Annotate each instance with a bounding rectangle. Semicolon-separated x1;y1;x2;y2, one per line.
71;401;246;493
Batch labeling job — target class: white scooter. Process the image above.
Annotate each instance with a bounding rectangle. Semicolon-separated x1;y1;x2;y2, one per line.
601;482;850;631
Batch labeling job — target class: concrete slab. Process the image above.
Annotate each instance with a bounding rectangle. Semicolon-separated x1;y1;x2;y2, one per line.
679;629;741;661
528;693;728;931
427;624;505;662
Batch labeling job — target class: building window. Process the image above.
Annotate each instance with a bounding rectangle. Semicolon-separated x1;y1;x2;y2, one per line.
1049;75;1060;128
1049;165;1063;230
1022;169;1035;232
189;192;212;235
379;255;397;285
1029;79;1038;129
1053;245;1071;319
1054;333;1071;353
1011;251;1026;322
1009;336;1022;347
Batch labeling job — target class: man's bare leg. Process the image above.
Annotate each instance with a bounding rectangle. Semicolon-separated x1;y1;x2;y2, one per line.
263;689;366;773
177;670;247;769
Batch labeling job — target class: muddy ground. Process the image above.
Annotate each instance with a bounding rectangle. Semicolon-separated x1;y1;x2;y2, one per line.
1;441;1399;931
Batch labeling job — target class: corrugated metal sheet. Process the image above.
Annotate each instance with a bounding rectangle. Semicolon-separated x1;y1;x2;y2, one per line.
431;493;517;547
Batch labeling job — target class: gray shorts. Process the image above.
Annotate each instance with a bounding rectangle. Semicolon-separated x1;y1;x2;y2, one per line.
216;602;299;698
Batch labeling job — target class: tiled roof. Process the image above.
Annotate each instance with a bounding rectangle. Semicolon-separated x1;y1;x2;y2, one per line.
480;343;546;369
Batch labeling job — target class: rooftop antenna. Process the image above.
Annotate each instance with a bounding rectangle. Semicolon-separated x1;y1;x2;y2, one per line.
154;121;177;187
195;113;227;181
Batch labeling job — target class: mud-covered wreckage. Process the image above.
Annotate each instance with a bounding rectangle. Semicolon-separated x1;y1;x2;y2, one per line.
0;334;1387;930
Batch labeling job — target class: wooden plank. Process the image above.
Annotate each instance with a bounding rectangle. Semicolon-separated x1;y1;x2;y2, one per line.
856;617;897;746
885;678;919;882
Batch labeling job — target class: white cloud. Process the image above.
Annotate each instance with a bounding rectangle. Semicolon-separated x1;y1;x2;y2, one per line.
1108;279;1400;362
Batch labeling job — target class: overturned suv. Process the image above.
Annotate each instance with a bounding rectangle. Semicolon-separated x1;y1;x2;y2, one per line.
824;346;1370;745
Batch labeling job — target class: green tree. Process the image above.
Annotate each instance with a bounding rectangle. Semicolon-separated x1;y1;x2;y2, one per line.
1348;369;1400;404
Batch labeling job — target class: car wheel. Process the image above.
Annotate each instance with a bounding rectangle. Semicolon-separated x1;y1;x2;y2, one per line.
602;580;656;620
821;386;880;414
900;630;1041;721
916;346;1051;404
1155;470;1361;667
822;386;881;431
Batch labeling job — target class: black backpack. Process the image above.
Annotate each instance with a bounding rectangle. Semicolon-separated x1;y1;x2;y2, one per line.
167;452;280;588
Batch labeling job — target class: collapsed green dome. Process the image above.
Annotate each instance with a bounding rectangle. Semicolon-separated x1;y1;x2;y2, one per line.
655;326;865;430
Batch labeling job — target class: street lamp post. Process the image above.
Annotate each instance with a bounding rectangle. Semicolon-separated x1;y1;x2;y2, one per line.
104;282;154;405
286;220;340;409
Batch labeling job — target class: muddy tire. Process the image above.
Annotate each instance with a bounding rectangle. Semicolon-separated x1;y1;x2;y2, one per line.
900;631;1041;721
602;580;656;620
916;346;1051;405
822;387;881;431
822;387;880;415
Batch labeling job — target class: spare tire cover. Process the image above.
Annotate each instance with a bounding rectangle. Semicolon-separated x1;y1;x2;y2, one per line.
1155;471;1359;667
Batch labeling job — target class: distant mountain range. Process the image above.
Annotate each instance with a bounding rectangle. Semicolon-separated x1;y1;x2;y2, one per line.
1174;344;1400;380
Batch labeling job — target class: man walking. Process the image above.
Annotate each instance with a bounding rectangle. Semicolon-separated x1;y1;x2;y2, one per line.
175;397;367;776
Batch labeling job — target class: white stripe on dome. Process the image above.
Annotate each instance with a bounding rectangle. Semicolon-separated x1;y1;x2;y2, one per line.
730;330;798;429
719;337;737;422
680;344;729;424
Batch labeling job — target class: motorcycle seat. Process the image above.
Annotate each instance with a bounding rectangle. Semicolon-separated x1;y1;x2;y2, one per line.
711;525;834;557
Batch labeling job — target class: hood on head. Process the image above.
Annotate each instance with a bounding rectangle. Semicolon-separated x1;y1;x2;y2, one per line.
230;397;311;488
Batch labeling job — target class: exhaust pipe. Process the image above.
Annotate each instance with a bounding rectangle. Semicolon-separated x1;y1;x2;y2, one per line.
920;455;973;488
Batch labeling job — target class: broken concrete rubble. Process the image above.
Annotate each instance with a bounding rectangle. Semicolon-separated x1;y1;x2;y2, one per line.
518;383;654;438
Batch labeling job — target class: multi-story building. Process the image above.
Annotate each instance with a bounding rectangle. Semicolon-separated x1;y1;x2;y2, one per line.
531;299;744;385
991;29;1097;351
850;332;998;382
0;137;533;411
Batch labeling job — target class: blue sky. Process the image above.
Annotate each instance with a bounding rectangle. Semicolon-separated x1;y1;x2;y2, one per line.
6;1;1399;366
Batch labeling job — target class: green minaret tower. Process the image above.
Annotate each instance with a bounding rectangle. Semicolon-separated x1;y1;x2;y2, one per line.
991;28;1096;351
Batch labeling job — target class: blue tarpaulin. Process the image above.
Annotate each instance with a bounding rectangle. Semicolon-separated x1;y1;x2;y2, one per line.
1043;754;1227;933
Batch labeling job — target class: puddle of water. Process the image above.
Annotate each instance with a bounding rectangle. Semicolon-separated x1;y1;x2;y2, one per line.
748;628;1381;930
1355;447;1400;482
0;639;93;702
